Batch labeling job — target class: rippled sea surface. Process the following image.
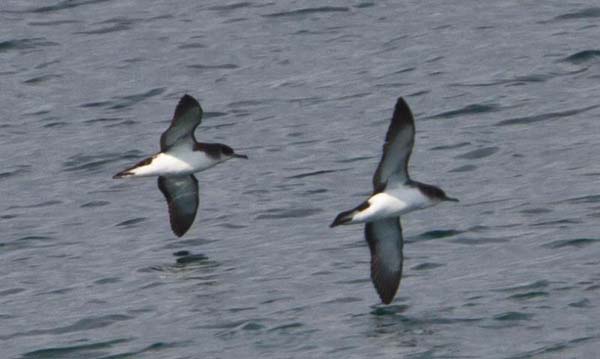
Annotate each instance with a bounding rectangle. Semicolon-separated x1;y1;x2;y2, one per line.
2;1;600;358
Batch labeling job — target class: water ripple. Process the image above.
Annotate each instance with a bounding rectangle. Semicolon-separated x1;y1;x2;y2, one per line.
28;0;114;14
507;291;549;301
21;338;130;359
569;299;592;308
188;64;239;70
554;7;600;21
493;311;533;321
455;147;499;160
0;165;30;180
413;229;462;241
8;200;62;210
449;236;510;245
84;117;137;128
411;262;444;271
493;280;550;293
495;104;599;126
116;217;146;227
100;342;184;359
287;169;339;179
561;50;600;64
110;88;165;110
428;103;500;119
80;88;165;110
509;336;598;359
0;38;58;53
75;18;135;35
450;73;552;87
562;194;600;204
449;164;476;172
4;315;133;340
23;74;62;84
263;6;350;18
430;142;470;151
207;2;253;11
28;20;81;27
255;207;322;220
543;238;600;249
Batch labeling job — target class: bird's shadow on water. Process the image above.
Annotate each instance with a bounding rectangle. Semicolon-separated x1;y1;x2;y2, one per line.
140;237;221;276
362;302;483;356
367;302;421;336
352;303;437;354
140;250;222;287
142;254;217;271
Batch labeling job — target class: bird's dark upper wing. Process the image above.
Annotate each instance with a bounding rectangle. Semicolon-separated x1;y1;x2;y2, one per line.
365;217;404;304
160;95;203;151
372;97;415;191
157;175;199;237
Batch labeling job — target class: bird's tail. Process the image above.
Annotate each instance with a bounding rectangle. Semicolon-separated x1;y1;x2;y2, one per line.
113;169;134;179
330;209;358;227
330;201;370;228
113;156;154;179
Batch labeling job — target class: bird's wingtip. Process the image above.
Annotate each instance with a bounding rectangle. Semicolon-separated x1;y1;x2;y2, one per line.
380;296;394;305
395;96;407;106
175;94;201;113
181;93;194;101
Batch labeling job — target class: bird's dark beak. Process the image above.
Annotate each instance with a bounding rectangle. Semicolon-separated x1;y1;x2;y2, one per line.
444;196;459;202
233;153;248;159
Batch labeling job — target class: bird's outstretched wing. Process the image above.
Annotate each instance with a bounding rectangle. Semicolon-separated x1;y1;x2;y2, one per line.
160;94;203;151
157;175;199;237
365;217;404;304
372;97;415;192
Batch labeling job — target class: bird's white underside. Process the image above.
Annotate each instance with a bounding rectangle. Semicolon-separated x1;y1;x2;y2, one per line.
351;184;437;223
129;147;223;177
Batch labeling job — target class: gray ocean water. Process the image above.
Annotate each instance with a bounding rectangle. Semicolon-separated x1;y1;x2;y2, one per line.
2;1;600;358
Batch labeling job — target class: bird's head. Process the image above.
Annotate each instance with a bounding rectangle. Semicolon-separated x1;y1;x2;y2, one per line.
418;183;459;204
220;144;248;161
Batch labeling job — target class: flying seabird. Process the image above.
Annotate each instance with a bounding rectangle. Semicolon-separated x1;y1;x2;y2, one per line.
114;94;247;237
330;97;458;304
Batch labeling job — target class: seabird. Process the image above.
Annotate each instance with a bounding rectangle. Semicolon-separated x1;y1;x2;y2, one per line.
330;97;458;304
114;94;247;237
